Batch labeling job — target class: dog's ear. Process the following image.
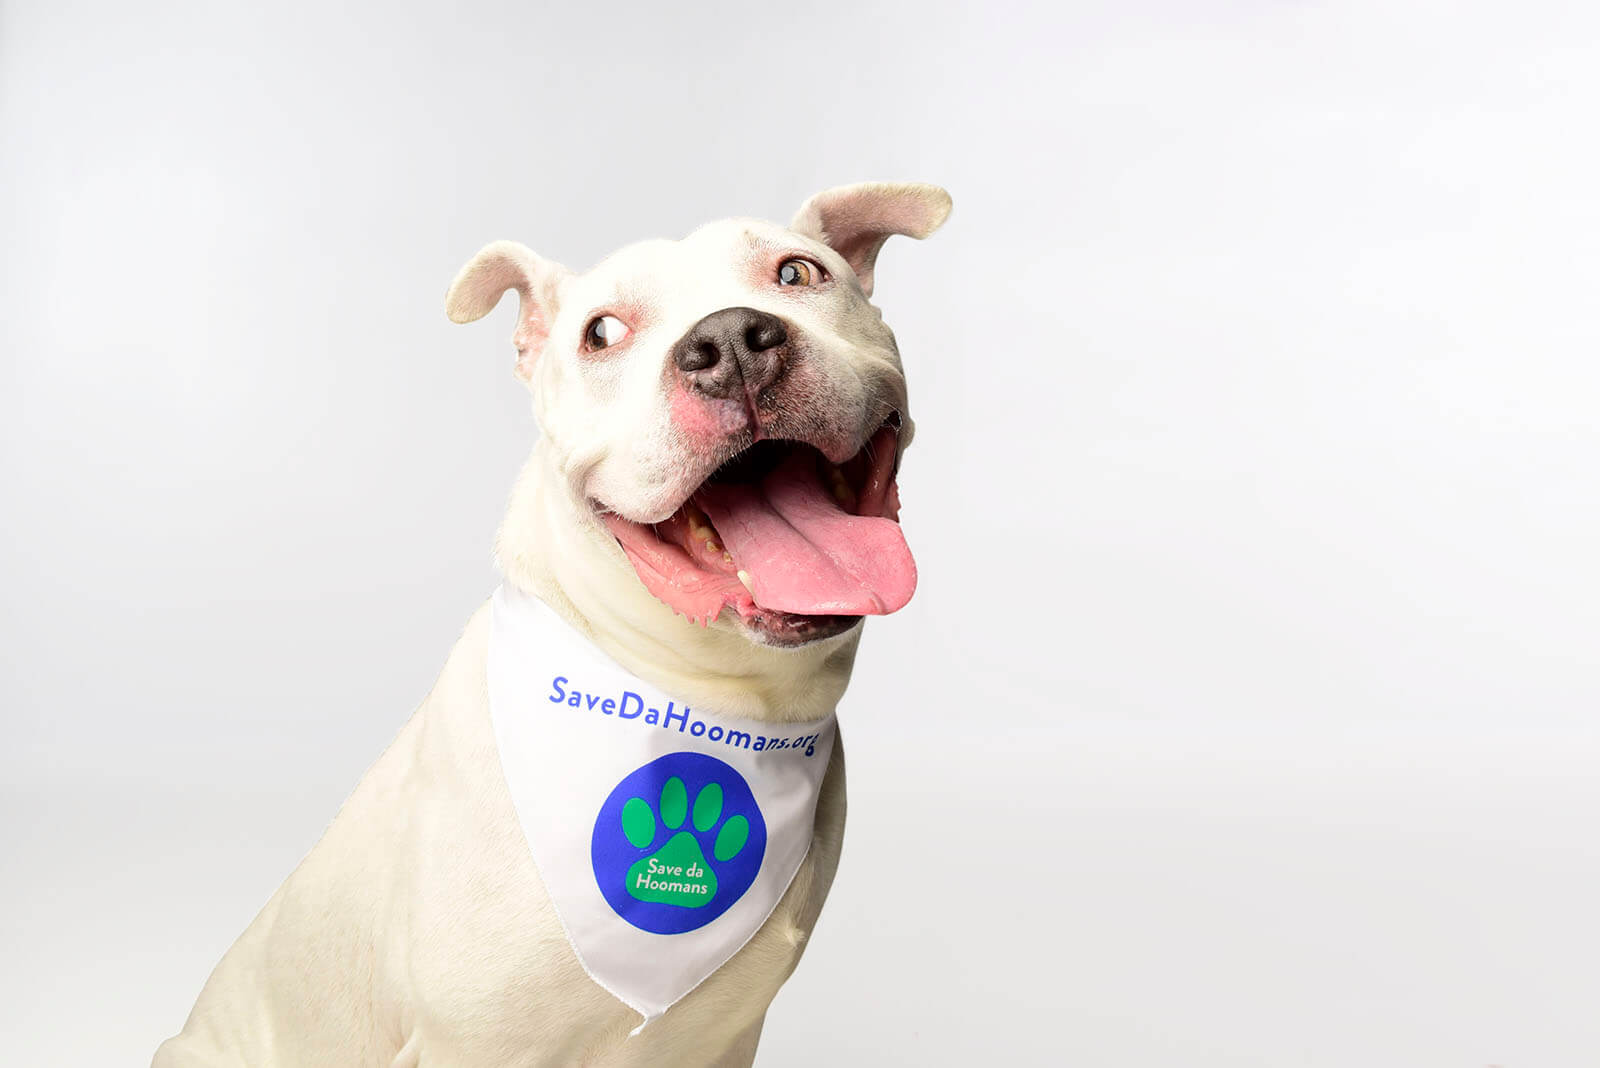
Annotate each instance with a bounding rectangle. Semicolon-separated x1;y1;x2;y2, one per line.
446;241;571;381
789;182;952;298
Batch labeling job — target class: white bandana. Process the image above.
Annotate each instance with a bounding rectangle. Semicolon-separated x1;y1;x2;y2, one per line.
487;584;837;1027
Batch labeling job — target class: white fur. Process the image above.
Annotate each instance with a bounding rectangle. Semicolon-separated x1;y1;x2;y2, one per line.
154;183;949;1066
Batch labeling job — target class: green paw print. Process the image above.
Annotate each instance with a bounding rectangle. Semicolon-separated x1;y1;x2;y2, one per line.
621;776;750;908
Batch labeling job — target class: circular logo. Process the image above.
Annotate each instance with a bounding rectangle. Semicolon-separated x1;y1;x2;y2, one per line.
591;751;767;934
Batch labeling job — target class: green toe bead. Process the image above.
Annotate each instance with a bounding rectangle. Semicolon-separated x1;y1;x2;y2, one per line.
621;796;655;848
693;783;723;832
659;776;688;829
714;814;749;862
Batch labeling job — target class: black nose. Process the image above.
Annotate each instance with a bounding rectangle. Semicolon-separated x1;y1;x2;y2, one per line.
671;308;789;396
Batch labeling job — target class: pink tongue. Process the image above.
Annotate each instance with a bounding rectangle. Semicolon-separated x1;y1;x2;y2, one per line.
696;452;917;616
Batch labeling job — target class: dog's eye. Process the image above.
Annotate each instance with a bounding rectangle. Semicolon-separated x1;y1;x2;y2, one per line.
777;258;825;287
583;315;630;352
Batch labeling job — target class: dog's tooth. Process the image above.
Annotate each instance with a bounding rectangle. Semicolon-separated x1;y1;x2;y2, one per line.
737;569;754;594
684;504;718;545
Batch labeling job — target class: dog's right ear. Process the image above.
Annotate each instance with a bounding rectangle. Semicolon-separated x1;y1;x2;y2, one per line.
446;241;571;381
790;182;952;298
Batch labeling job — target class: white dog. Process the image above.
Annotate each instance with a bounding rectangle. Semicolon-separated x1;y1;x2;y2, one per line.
154;182;951;1067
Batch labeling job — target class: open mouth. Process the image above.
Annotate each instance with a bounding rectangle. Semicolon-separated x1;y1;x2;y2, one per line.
599;419;914;646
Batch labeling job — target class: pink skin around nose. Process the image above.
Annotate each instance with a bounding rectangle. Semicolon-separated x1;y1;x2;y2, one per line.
668;384;753;448
668;361;860;463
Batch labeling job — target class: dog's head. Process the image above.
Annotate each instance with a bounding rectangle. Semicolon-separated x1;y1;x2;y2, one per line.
448;182;951;647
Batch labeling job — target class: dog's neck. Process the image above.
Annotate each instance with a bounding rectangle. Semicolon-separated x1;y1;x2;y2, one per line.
495;441;861;725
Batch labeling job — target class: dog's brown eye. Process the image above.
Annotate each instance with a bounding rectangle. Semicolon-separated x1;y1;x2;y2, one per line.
777;258;824;287
583;314;630;352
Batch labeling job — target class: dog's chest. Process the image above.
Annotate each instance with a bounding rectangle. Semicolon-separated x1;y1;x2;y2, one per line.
402;769;842;1065
390;632;847;1063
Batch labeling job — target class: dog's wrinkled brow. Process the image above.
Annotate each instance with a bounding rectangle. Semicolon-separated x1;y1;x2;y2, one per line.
738;229;795;259
609;275;664;313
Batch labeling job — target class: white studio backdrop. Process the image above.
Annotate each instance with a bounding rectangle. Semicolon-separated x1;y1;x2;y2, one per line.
3;2;1598;1065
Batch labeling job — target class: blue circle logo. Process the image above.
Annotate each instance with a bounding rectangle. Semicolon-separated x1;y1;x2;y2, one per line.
591;752;767;934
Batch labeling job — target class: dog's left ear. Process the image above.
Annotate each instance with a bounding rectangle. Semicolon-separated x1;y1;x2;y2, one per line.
789;182;952;298
446;240;571;381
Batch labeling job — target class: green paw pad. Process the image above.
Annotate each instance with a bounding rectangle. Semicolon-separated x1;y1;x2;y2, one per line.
622;777;750;907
